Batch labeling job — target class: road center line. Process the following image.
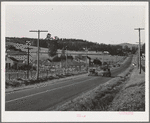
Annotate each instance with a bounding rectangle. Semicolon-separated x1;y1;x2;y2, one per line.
6;77;98;103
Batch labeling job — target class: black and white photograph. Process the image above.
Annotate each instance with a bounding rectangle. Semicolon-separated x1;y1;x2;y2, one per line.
1;1;149;122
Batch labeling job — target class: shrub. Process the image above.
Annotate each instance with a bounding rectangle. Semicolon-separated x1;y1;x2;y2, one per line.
48;76;54;80
23;80;31;86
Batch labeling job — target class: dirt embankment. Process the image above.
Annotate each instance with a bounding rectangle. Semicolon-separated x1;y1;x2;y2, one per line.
54;56;145;111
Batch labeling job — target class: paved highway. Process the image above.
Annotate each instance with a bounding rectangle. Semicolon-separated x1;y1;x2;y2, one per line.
5;56;132;111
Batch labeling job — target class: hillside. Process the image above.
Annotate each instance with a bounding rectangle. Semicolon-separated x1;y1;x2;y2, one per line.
6;37;137;56
118;43;138;49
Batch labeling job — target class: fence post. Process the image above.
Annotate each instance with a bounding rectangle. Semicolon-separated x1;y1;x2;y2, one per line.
31;70;32;79
39;70;40;78
24;71;26;79
17;72;18;79
9;73;10;80
46;70;48;78
55;68;56;75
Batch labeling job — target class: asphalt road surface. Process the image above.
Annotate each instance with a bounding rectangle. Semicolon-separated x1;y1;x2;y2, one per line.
5;56;132;111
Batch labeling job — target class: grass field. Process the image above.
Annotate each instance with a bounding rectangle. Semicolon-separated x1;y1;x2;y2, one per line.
88;54;125;63
7;41;125;63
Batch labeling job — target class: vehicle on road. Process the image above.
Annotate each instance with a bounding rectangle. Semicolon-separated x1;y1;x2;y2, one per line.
101;68;111;77
88;68;99;76
88;68;111;77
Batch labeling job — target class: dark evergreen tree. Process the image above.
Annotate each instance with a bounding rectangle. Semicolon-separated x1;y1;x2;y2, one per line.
93;58;102;66
47;40;58;57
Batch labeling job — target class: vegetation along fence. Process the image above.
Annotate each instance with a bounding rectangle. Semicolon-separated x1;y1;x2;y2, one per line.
5;68;87;80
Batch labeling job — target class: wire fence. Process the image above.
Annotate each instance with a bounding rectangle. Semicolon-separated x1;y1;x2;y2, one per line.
5;68;87;80
5;56;127;81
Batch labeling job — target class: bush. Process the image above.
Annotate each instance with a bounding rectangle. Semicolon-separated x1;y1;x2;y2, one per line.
17;78;23;81
65;73;72;77
29;79;37;84
48;76;55;80
11;81;21;87
18;64;36;70
56;74;66;78
23;80;31;86
53;76;59;79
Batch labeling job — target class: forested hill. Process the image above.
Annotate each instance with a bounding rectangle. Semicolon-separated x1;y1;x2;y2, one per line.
6;37;137;56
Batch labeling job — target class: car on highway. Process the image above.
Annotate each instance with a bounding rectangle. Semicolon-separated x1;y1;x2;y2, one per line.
88;68;111;77
88;68;99;76
100;68;111;77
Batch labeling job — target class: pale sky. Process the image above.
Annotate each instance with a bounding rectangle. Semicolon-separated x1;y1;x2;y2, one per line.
4;2;147;44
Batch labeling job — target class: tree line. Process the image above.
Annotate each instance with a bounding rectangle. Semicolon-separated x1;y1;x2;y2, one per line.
6;37;138;57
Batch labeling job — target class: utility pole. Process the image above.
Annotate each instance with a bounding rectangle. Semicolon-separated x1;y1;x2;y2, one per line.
83;47;88;71
134;28;144;74
86;47;88;71
25;41;33;79
102;51;104;67
65;46;67;74
29;30;48;79
136;44;139;68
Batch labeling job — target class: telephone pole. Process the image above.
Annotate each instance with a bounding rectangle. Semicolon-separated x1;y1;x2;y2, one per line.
29;30;48;79
25;41;33;79
65;46;68;74
86;47;88;71
83;47;88;71
134;28;144;74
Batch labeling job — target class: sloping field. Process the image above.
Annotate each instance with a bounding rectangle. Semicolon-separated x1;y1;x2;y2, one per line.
7;42;50;61
88;54;125;63
7;42;125;64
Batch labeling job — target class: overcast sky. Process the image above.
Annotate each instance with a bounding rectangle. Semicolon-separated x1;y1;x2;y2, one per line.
5;2;147;44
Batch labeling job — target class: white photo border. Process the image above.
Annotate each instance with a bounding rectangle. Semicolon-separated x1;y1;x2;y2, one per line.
1;1;149;122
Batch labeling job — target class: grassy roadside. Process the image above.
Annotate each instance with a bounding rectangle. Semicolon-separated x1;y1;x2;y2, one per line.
54;65;135;111
54;56;145;111
108;67;145;111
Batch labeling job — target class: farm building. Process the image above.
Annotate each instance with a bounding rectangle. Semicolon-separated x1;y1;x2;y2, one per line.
6;57;18;69
6;49;33;64
5;57;25;69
